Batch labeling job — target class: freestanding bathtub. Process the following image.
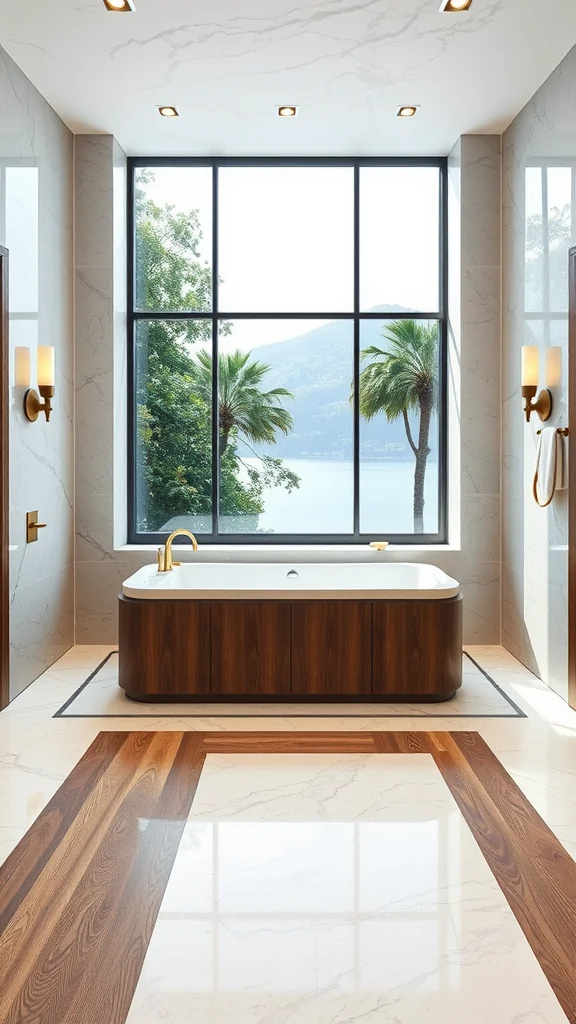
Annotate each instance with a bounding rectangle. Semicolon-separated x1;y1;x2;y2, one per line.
119;562;462;702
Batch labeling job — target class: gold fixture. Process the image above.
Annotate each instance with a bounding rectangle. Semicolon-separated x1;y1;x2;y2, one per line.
537;427;569;437
278;106;297;117
103;0;135;10
158;529;199;572
439;0;473;10
24;346;55;422
521;345;552;422
158;106;179;117
396;106;419;118
26;511;47;544
522;385;552;423
24;386;55;423
370;541;389;551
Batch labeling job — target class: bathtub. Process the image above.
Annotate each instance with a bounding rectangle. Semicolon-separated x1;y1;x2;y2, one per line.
119;561;462;703
123;561;460;601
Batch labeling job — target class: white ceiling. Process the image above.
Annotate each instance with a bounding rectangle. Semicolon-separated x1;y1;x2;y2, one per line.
1;0;575;156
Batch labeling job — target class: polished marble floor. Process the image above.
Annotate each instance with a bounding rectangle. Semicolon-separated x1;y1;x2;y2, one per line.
126;752;567;1023
1;645;576;1022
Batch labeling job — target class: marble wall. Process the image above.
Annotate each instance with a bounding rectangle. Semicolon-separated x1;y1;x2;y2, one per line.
0;45;74;698
74;136;502;645
502;47;576;701
75;136;128;642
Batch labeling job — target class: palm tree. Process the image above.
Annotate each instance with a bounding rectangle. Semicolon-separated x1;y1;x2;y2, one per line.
191;348;295;455
359;320;438;533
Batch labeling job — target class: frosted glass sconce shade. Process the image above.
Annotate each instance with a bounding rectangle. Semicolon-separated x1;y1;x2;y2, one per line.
37;346;55;387
14;347;31;387
521;345;553;423
24;345;55;422
521;346;539;387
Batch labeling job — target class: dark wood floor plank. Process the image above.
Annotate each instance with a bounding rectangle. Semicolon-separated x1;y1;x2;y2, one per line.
0;731;127;933
372;732;431;754
0;733;195;1024
60;733;205;1024
428;731;576;1023
0;732;157;1002
200;731;377;753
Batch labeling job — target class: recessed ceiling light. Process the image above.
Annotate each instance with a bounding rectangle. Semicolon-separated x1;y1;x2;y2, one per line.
157;106;180;118
439;0;473;10
278;106;297;118
103;0;135;10
396;105;419;118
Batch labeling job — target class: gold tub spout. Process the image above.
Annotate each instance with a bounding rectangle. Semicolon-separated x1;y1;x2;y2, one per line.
158;529;199;572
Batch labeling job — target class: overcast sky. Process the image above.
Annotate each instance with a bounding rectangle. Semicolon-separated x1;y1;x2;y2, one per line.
139;164;440;350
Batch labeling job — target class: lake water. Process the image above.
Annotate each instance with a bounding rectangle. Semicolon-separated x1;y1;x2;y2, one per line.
235;458;439;535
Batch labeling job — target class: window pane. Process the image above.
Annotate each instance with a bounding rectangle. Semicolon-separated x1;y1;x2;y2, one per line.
359;319;440;535
217;319;354;535
360;167;439;313
5;166;38;314
135;167;212;312
218;168;354;313
547;166;572;312
135;320;213;534
525;166;543;313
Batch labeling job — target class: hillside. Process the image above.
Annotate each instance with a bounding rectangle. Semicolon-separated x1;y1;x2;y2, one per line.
238;308;438;460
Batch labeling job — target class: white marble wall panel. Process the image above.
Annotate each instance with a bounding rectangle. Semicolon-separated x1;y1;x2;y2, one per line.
446;135;502;642
74;135;501;645
0;45;74;698
502;45;576;700
74;136;127;640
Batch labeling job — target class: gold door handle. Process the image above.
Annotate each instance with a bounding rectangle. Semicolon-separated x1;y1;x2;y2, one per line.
36;523;47;529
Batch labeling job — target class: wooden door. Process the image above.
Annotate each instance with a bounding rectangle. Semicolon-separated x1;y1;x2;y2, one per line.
211;600;291;696
0;247;8;710
291;601;372;696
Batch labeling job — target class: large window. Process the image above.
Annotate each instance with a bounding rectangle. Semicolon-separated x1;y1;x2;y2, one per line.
129;159;447;544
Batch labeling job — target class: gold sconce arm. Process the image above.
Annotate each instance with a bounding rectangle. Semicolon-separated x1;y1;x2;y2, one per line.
24;386;55;423
522;384;552;423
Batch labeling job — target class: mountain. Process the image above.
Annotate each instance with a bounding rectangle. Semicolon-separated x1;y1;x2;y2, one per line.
238;307;437;461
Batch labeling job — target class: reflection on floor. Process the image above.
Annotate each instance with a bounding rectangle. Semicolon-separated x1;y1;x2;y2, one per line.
56;651;524;718
128;748;568;1024
1;646;576;1023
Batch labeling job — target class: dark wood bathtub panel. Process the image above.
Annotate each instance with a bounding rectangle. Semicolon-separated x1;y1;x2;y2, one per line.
291;601;372;696
211;600;291;696
119;596;211;697
372;595;463;697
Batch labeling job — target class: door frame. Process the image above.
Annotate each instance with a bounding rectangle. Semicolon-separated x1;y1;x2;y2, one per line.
569;246;576;709
0;246;8;710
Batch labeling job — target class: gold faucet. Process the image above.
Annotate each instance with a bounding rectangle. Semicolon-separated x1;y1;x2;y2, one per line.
157;529;199;572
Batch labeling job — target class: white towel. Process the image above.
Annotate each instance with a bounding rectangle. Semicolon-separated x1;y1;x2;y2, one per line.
533;428;567;507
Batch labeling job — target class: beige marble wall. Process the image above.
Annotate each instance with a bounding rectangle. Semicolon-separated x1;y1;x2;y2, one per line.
0;45;74;698
502;46;576;701
73;137;502;645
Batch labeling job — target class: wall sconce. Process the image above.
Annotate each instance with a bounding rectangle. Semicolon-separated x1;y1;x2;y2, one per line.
521;345;552;422
24;346;55;422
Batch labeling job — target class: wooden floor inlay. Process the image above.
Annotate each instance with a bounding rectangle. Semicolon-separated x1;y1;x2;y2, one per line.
0;730;575;1023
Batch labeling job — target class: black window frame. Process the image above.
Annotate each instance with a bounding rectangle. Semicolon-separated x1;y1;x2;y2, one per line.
127;156;448;545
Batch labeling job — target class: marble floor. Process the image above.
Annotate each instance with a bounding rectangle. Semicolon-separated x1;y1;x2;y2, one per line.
1;645;576;1022
55;650;524;718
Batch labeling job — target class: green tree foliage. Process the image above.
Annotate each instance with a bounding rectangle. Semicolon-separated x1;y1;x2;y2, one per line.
135;171;298;532
359;320;438;533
